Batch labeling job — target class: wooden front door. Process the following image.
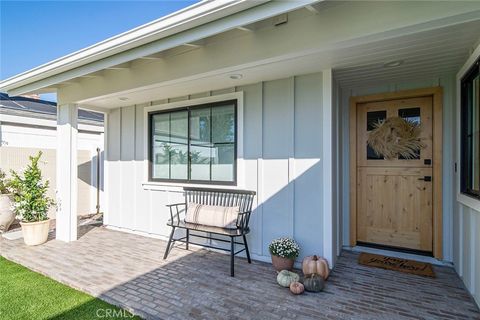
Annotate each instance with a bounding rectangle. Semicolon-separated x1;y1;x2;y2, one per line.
355;96;434;252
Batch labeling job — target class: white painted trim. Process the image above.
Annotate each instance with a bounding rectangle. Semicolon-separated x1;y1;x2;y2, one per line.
142;92;245;189
322;69;334;266
1;0;318;95
55;104;78;242
455;43;480;212
103;114;110;226
457;44;480;79
142;181;242;192
457;194;480;213
457;205;464;277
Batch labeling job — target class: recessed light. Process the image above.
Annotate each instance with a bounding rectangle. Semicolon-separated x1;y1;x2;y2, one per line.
229;74;243;80
119;97;129;101
383;60;404;68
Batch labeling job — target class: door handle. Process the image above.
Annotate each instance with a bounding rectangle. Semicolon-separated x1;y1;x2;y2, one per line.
418;176;432;182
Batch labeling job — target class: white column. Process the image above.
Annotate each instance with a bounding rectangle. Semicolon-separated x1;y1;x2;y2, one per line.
56;104;78;242
322;69;335;267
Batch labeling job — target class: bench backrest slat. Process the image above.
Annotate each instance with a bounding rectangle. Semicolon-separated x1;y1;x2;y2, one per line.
183;187;256;229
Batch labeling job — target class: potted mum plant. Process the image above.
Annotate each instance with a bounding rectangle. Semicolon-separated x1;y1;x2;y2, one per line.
0;169;15;233
269;237;300;272
9;151;55;245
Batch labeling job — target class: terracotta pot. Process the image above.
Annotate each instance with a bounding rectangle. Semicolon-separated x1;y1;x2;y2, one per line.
0;194;15;233
271;254;295;272
20;219;50;246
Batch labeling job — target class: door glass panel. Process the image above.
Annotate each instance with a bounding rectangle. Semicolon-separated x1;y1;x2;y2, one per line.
398;107;421;160
399;107;421;124
366;110;386;160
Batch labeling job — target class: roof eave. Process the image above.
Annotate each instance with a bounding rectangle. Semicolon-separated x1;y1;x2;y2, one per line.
0;0;265;93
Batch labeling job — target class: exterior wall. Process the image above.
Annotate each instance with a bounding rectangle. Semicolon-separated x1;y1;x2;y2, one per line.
338;74;457;262
105;73;325;263
454;205;480;306
453;44;480;307
0;119;104;216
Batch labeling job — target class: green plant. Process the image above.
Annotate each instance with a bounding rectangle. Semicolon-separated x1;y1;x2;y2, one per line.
0;257;140;320
9;151;55;222
269;237;300;259
0;169;11;194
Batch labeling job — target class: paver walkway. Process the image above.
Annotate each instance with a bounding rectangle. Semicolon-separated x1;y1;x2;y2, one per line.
1;226;478;320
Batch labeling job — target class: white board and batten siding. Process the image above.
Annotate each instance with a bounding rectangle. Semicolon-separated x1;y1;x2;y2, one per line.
105;72;330;263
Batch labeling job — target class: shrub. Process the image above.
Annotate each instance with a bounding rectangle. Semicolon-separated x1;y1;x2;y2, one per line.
269;237;300;259
0;169;10;194
9;151;55;222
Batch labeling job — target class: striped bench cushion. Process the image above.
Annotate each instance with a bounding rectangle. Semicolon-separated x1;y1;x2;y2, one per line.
185;203;240;229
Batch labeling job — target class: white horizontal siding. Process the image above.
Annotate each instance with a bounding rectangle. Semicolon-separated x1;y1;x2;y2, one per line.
105;73;324;262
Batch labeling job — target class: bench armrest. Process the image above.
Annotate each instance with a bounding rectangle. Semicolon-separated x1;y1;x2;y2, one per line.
166;202;187;208
166;202;187;223
237;210;252;230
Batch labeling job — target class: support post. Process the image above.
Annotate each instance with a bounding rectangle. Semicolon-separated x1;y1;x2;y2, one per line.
56;104;78;242
322;69;335;267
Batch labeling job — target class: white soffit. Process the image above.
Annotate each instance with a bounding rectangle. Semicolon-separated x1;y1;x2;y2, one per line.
333;19;480;88
81;19;480;108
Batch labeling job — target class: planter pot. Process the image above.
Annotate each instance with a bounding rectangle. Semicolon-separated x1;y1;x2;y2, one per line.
0;194;15;233
271;255;295;272
20;219;50;246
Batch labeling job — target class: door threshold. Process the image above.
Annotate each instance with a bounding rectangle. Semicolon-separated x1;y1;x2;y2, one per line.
343;245;452;267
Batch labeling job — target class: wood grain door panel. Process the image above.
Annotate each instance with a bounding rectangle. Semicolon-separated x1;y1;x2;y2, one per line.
355;96;434;252
357;167;433;251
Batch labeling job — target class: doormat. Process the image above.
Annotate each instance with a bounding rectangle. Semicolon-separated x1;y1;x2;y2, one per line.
358;252;435;277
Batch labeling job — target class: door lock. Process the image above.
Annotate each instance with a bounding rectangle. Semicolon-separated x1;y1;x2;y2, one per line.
418;176;432;182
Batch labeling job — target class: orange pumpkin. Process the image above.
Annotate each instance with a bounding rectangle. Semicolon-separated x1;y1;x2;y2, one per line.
302;255;329;279
289;281;304;295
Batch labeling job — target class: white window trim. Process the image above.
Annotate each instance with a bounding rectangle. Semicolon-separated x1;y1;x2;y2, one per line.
456;43;480;212
142;91;244;191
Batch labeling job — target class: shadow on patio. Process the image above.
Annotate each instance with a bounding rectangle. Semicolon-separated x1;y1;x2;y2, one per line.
1;225;478;320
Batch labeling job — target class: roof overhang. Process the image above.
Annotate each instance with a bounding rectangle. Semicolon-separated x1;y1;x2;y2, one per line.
0;0;319;96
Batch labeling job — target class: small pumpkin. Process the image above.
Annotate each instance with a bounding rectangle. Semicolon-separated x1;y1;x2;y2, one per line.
277;270;300;288
289;281;304;295
303;274;325;292
302;255;329;279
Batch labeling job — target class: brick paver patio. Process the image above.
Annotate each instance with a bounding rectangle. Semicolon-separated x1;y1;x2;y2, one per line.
1;225;478;320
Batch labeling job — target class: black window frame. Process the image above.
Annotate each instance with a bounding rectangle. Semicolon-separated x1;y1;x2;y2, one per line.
460;57;480;199
148;99;238;186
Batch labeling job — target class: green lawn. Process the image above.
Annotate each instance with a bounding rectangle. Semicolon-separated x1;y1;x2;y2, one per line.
0;256;141;320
